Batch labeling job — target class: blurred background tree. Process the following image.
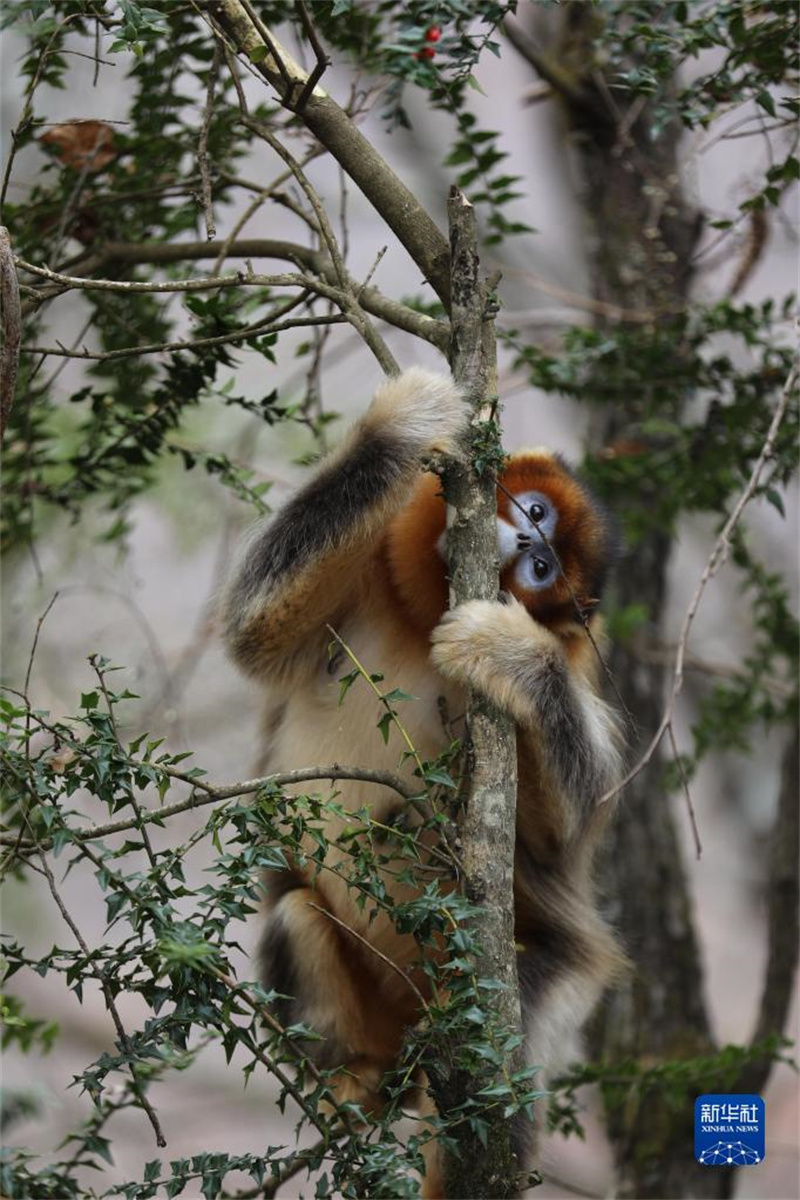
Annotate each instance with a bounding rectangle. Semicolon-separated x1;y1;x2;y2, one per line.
1;2;797;1198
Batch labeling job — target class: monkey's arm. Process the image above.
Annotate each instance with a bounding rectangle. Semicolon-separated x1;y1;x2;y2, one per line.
430;596;621;826
223;368;466;677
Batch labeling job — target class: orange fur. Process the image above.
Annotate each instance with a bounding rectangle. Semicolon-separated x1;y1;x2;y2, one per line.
384;455;609;638
383;472;447;636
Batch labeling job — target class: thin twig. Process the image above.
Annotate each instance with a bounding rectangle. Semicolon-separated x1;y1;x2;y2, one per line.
293;0;330;112
238;122;399;370
307;901;429;1012
4;594;61;870
631;638;794;701
504;263;683;324
197;41;222;240
238;0;295;95
23;593;59;701
0;226;22;439
211;153;322;275
240;115;347;288
16;256;298;294
93;16;102;86
32;840;167;1147
326;626;425;777
600;353;799;804
359;246;388;298
667;721;702;859
0;11;87;210
214;0;451;307
23;238;449;348
207;966;356;1141
19;252;429;362
0;762;419;851
235;1136;341;1199
22;311;346;363
89;653;158;870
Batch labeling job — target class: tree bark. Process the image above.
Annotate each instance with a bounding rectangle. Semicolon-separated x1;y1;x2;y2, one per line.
549;7;732;1198
431;188;524;1200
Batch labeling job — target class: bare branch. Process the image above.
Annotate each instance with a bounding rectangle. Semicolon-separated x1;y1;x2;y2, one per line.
18;255;400;372
666;721;702;860
506;263;685;323
212;149;323;274
22;311;346;363
0;11;88;210
631;638;795;700
22;240;449;350
197;41;222;239
0;226;21;440
231;1134;346;1200
241;114;347;288
89;653;157;870
241;114;398;374
214;0;452;306
207;965;355;1136
16;256;299;295
294;0;331;113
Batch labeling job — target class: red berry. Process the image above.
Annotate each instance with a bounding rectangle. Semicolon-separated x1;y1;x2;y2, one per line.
425;26;442;42
414;46;436;59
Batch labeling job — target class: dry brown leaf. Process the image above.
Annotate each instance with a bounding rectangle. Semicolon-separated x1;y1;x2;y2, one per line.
39;120;116;171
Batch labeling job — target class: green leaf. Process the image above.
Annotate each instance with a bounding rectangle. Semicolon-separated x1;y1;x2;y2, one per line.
338;669;359;706
85;1134;114;1165
383;688;416;704
144;1161;161;1183
765;488;786;517
423;767;456;788
755;89;777;117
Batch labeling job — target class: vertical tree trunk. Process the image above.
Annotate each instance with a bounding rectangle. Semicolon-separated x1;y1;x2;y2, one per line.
555;8;735;1198
431;188;525;1200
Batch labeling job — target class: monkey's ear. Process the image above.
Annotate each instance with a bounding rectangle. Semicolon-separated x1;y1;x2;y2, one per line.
577;597;601;622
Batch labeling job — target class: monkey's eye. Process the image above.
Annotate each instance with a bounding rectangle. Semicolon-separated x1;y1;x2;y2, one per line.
529;501;547;525
533;557;550;580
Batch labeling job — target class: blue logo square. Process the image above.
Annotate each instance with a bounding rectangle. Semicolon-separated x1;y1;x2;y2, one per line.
695;1094;765;1166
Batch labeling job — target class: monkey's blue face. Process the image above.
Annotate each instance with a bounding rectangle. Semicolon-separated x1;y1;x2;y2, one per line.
497;490;560;593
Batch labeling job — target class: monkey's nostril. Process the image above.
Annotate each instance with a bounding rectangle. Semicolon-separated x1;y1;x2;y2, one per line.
517;533;531;546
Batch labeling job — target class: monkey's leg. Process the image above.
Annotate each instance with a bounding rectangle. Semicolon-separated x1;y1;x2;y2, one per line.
259;881;406;1113
408;1078;442;1200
